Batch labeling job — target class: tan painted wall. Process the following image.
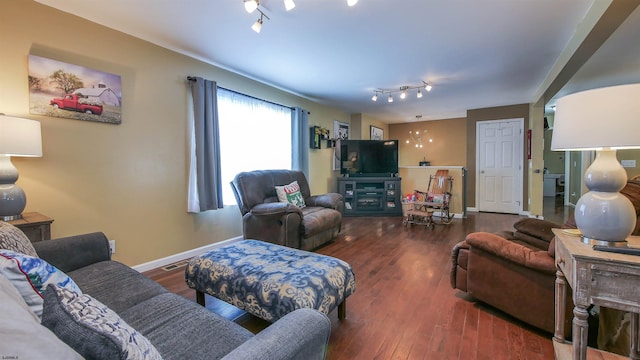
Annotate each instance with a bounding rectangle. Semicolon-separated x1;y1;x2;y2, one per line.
544;130;565;174
352;113;388;140
389;118;467;167
2;1;348;266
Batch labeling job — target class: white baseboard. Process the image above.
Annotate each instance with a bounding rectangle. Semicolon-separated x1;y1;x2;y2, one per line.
132;236;244;273
466;207;479;213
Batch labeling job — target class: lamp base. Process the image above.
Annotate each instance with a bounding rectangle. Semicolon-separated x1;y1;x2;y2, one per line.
1;214;23;221
581;236;628;247
574;149;637;245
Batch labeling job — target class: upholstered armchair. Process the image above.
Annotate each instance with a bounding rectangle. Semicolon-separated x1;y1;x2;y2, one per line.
230;169;344;251
450;218;572;335
451;178;640;341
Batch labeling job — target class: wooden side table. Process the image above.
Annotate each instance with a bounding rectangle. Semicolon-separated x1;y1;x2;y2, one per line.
553;228;640;360
7;212;54;242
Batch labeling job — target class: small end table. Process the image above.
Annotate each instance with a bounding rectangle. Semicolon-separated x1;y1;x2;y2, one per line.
7;212;54;242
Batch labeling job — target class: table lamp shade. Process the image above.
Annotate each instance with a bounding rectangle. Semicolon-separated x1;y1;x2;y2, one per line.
551;84;640;151
0;115;43;157
551;84;640;245
0;115;42;220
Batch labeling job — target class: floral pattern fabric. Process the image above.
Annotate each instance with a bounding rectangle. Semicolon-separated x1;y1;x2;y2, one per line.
185;240;356;322
0;249;81;319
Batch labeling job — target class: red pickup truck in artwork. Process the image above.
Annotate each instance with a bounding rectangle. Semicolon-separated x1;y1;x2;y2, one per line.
50;94;103;115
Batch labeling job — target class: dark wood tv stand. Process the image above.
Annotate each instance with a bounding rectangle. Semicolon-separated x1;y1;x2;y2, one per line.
338;177;402;216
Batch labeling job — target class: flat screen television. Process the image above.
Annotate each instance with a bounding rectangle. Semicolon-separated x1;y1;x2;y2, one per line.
340;140;399;177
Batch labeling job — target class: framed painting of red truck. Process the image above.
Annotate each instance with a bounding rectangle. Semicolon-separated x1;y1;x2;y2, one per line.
28;54;122;124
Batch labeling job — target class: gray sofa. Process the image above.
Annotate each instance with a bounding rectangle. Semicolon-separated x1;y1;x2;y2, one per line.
1;232;331;359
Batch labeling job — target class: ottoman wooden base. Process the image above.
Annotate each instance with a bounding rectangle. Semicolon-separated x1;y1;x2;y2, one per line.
185;239;356;322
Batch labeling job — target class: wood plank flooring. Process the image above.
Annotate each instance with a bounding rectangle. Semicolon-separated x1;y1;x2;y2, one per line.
145;212;562;359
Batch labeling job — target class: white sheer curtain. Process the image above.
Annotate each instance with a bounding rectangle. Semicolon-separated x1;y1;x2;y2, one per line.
217;88;292;205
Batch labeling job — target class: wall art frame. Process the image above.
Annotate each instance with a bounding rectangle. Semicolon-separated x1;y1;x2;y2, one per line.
370;125;384;140
333;120;350;170
28;54;122;124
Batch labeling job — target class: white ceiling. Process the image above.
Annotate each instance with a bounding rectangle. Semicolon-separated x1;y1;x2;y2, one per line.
34;0;640;123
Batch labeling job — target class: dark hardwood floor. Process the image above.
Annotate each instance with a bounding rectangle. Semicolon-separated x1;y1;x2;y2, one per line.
145;207;586;359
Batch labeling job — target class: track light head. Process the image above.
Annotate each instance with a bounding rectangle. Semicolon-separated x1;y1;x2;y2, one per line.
371;83;432;103
347;0;358;6
284;0;296;11
244;0;258;13
252;16;263;33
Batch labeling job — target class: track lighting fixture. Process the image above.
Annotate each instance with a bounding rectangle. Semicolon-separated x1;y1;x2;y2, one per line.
243;0;356;33
371;82;433;102
400;86;408;100
284;0;296;11
244;0;258;13
252;16;263;33
249;6;270;33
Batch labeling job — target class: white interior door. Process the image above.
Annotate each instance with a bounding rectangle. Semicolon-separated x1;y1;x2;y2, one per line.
476;119;523;214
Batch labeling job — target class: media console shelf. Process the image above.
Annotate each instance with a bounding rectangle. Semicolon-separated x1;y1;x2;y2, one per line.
338;177;402;216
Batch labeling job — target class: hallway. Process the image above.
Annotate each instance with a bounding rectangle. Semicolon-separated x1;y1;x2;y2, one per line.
543;195;573;225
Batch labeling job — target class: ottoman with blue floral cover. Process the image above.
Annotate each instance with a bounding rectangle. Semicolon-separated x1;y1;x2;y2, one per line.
185;239;356;322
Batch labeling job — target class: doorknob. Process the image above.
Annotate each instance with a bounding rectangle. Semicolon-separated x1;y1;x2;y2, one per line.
481;170;485;174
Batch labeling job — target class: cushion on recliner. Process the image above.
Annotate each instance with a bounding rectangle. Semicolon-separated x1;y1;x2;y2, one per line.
301;207;342;237
513;218;558;242
465;232;556;274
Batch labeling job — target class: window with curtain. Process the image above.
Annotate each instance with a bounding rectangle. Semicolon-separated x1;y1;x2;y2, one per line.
217;88;292;205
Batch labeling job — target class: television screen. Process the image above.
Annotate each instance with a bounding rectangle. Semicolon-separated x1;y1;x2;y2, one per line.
340;140;399;176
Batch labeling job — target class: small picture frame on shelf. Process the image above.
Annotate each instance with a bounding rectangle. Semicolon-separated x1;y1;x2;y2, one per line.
310;126;321;149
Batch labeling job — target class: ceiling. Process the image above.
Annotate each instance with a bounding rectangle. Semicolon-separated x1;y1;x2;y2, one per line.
34;0;640;123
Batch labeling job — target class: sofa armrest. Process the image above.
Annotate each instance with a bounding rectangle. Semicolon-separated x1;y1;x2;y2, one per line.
33;232;111;273
465;232;555;274
222;308;330;360
251;202;303;217
306;193;344;212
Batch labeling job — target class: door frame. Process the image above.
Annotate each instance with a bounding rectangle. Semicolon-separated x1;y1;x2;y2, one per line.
475;118;524;214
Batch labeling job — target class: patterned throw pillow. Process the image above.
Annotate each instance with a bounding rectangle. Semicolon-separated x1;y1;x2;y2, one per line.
42;285;163;360
275;181;306;208
0;221;38;257
0;249;82;319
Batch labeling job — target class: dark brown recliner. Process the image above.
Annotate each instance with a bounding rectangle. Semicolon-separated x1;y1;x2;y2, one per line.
230;169;344;251
450;179;640;336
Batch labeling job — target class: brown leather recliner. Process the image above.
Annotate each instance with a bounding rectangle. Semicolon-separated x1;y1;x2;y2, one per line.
230;169;344;251
450;179;640;336
451;217;570;335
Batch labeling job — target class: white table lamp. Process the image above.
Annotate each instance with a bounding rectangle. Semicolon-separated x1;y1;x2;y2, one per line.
551;84;640;246
0;115;43;220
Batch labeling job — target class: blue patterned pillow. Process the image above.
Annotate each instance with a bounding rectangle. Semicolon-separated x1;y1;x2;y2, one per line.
0;249;81;319
42;285;163;360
